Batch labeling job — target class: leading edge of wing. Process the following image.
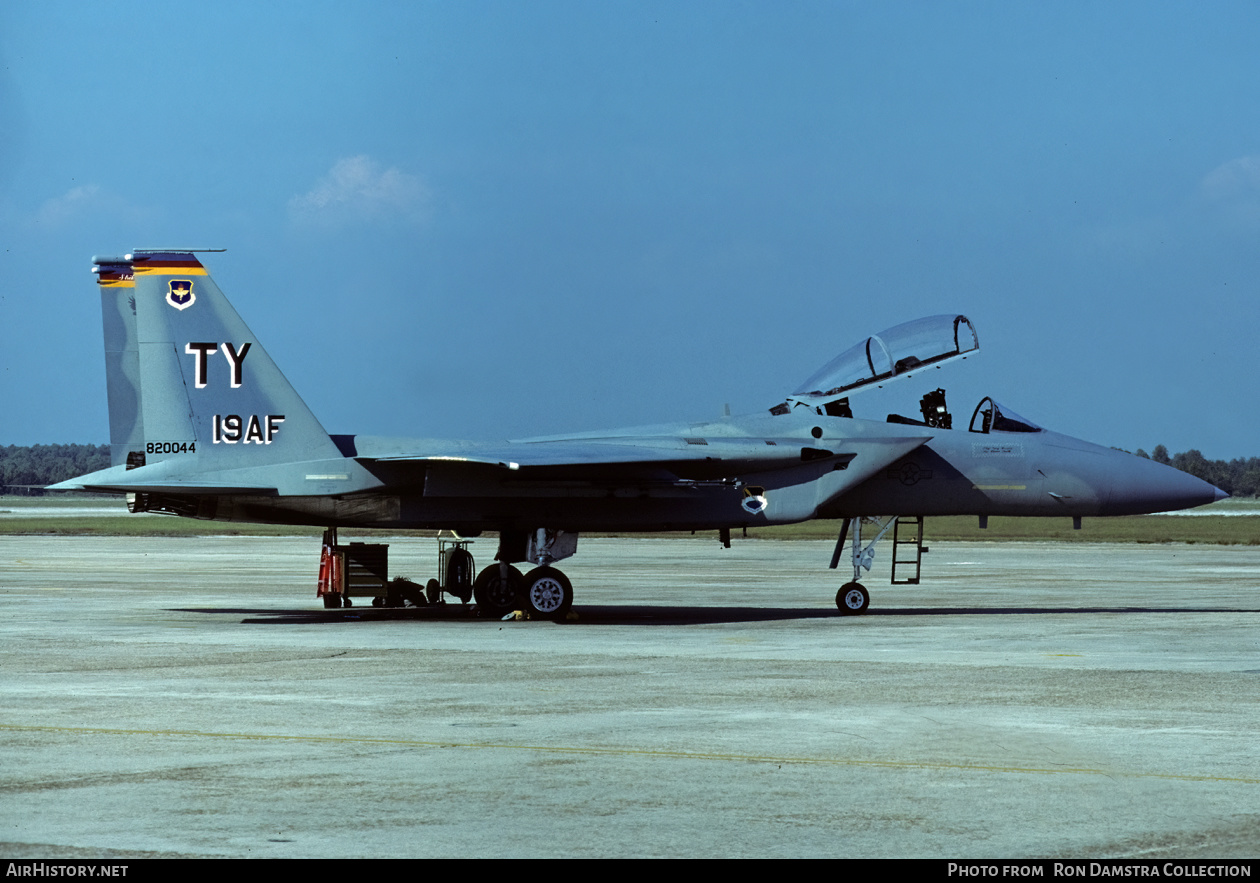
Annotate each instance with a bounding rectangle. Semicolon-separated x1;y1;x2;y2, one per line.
357;435;932;478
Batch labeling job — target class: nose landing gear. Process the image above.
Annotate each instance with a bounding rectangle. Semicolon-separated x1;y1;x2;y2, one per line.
836;582;870;615
829;515;927;614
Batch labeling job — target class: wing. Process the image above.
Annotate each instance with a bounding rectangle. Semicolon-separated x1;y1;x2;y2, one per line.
356;433;932;488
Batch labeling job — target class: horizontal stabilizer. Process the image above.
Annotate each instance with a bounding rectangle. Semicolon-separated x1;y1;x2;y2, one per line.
99;482;273;495
47;465;275;495
49;478;277;495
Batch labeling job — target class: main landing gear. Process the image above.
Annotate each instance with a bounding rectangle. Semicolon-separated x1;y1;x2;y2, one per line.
828;516;926;615
471;529;578;620
313;528;577;619
471;563;521;617
522;566;574;618
471;562;574;620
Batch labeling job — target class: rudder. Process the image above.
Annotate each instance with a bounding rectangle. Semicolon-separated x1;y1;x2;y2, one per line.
93;255;144;467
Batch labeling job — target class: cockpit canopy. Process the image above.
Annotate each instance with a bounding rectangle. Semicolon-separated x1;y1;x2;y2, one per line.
778;314;978;414
968;397;1042;434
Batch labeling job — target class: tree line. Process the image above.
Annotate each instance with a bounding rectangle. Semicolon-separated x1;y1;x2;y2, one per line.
0;444;110;493
2;442;1257;497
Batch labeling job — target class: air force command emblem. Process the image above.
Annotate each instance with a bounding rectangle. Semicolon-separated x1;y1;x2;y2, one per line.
166;279;195;310
741;485;769;515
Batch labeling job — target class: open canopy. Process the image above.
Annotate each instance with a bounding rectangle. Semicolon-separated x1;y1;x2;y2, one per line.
782;315;978;412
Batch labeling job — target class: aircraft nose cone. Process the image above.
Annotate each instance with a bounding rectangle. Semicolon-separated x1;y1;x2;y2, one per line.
1104;454;1226;515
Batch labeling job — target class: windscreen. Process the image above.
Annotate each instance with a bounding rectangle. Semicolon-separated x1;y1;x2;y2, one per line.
968;397;1043;433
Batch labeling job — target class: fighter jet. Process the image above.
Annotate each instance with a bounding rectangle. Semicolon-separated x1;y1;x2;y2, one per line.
53;250;1226;617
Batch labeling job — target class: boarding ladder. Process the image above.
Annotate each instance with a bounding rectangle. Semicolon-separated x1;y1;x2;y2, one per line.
891;516;927;585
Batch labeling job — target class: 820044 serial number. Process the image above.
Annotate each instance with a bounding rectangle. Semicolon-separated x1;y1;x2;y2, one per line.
145;441;197;454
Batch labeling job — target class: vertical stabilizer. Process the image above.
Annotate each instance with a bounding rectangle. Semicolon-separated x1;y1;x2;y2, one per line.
93;256;144;467
110;250;341;469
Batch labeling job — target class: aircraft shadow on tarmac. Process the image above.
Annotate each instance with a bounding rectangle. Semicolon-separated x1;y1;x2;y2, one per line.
168;604;1260;627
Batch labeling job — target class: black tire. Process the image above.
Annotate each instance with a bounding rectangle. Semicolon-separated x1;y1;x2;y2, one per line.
836;582;870;615
523;566;573;619
473;563;523;617
322;593;342;609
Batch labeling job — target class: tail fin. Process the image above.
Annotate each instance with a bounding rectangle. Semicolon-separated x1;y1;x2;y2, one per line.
95;249;341;471
94;255;144;467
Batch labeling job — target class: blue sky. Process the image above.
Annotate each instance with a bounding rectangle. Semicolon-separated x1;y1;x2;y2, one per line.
2;1;1257;459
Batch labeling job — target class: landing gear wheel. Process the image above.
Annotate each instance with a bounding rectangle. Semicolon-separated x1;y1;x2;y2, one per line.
473;564;523;618
523;567;573;619
836;582;870;615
